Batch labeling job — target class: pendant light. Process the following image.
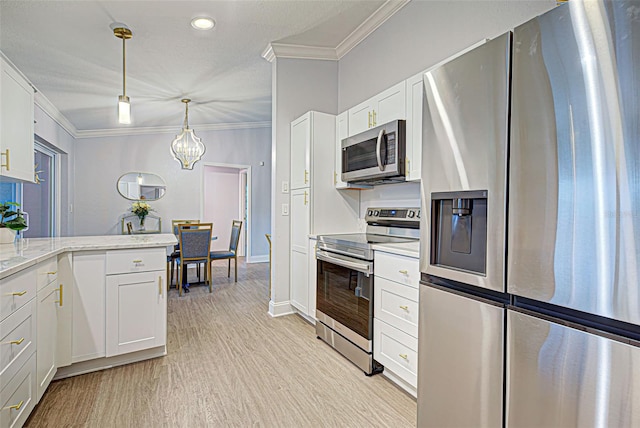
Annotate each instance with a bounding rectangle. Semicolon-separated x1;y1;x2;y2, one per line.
112;24;132;124
170;99;206;170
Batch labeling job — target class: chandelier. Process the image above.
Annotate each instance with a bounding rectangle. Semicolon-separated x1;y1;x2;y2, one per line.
170;99;206;170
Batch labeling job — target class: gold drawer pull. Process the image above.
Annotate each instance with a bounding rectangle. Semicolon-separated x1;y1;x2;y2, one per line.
55;284;63;307
11;291;27;296
10;338;25;345
158;276;162;296
399;354;408;360
47;271;57;275
399;270;408;275
399;305;409;311
1;149;9;170
8;400;24;411
132;259;143;263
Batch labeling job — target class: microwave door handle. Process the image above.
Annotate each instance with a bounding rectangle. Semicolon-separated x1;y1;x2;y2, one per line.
376;128;386;171
316;250;372;276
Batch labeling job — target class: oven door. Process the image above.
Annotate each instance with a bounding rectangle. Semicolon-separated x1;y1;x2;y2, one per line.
316;250;374;346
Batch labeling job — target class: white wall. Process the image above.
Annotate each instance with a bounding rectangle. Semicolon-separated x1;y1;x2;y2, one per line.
338;0;556;111
73;125;271;258
203;165;240;252
270;58;338;315
34;103;75;236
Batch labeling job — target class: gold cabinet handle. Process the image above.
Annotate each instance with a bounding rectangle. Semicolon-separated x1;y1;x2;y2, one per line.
55;284;63;307
158;276;162;296
10;337;25;345
304;170;309;184
368;111;372;128
372;110;377;126
399;269;408;274
399;305;409;311
47;271;57;275
10;291;27;296
399;354;408;360
334;171;337;185
7;400;24;411
133;259;143;263
304;191;308;205
1;149;9;170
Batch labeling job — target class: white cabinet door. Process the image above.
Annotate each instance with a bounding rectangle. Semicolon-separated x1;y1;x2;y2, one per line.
290;188;310;253
290;113;311;190
405;72;423;181
56;253;72;368
72;252;106;363
348;99;373;136
290;249;308;314
0;59;34;183
36;281;59;402
307;239;317;319
335;112;349;189
106;270;166;357
374;81;406;127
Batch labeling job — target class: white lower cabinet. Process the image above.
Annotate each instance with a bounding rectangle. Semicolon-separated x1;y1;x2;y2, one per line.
0;354;36;428
106;270;166;357
36;280;60;402
374;250;420;397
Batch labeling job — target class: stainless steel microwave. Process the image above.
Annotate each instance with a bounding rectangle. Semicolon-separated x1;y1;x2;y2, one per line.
341;119;406;185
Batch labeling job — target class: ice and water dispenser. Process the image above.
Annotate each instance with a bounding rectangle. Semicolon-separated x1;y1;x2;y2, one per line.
430;190;488;275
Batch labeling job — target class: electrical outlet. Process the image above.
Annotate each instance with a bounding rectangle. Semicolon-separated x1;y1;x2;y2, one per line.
282;203;289;216
282;181;289;193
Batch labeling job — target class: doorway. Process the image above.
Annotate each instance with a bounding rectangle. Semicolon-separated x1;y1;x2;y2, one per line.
201;163;251;258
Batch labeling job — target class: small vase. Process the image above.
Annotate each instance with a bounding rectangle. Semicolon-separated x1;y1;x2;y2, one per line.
139;217;146;231
0;228;16;244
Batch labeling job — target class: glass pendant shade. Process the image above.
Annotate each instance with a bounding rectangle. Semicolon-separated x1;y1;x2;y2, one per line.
170;127;206;170
118;95;131;124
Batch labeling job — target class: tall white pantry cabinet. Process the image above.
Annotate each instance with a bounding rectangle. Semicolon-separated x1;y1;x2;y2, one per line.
289;111;360;320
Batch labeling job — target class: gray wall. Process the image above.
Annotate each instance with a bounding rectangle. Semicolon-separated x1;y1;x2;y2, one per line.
270;58;338;311
338;0;556;111
73;125;272;258
34;103;75;237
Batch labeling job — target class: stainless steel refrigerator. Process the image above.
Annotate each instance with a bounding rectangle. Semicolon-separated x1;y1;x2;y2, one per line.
418;2;640;427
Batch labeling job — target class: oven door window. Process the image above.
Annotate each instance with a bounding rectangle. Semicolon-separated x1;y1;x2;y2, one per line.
316;259;373;339
342;135;388;173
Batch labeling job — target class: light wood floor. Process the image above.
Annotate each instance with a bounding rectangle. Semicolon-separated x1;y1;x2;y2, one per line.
26;258;417;427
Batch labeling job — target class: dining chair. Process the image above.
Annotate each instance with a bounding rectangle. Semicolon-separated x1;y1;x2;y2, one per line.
176;223;213;295
210;220;243;282
167;219;199;289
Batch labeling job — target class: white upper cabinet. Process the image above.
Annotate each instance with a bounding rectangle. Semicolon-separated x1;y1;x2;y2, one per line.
347;81;406;136
290;113;311;190
0;58;35;183
405;71;424;182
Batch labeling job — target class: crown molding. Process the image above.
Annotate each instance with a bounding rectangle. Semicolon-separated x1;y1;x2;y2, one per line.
261;0;409;63
335;0;410;59
34;92;78;138
74;121;271;139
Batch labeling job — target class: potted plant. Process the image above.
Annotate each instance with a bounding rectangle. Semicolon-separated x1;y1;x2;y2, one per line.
0;201;28;244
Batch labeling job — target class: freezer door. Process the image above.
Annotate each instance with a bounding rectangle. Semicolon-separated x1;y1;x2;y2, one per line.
509;1;640;324
507;310;640;427
420;32;510;293
417;285;504;427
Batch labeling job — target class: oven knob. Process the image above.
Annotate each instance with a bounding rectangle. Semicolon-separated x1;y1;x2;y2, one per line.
374;210;380;216
367;210;373;216
417;210;421;219
408;211;415;218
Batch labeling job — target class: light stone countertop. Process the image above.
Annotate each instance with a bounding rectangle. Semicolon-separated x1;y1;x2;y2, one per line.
0;234;177;279
372;240;420;258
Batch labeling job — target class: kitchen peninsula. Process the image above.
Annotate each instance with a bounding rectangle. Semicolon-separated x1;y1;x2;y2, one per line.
0;234;176;427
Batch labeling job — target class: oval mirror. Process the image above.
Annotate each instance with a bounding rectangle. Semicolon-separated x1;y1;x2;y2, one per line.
117;172;166;201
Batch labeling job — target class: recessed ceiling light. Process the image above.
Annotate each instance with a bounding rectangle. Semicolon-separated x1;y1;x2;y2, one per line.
191;17;215;30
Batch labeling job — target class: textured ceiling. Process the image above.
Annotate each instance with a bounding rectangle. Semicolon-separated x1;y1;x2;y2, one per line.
0;0;387;134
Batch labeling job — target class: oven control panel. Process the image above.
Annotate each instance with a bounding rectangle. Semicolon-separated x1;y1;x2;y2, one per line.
365;207;421;222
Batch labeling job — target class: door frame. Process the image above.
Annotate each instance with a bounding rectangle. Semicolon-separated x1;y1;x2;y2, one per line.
200;162;252;261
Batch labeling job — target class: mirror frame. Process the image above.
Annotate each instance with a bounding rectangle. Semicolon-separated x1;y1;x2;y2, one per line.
117;172;167;201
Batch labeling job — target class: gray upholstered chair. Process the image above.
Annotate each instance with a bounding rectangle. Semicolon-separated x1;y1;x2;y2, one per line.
176;223;212;295
210;220;242;282
167;219;199;289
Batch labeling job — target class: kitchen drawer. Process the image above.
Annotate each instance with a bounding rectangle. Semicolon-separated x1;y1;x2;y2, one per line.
0;301;36;400
374;318;418;389
375;251;420;288
374;277;419;338
1;267;37;322
36;257;58;291
106;248;166;275
0;354;36;428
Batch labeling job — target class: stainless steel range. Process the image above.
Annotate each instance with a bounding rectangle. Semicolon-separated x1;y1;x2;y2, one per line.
316;207;420;375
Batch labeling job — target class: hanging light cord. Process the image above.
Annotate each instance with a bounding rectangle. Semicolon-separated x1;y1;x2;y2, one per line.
122;36;126;97
183;100;190;129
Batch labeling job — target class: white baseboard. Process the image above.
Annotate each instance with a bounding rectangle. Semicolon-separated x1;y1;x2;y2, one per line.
54;346;167;379
269;300;294;317
381;368;417;399
247;255;269;263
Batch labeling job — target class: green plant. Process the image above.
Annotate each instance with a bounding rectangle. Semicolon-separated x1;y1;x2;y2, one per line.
0;202;28;231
